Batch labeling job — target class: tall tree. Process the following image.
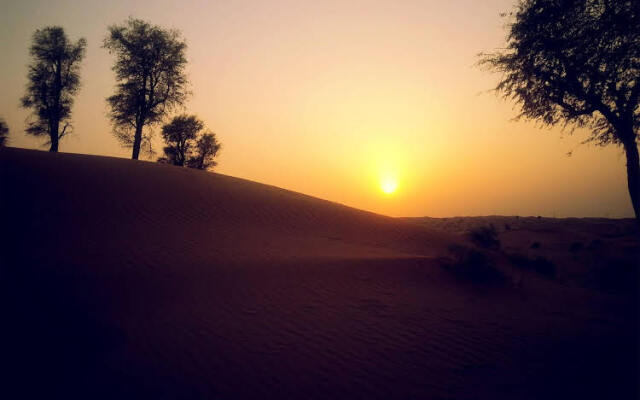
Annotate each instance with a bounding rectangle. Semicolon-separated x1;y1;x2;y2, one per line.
104;18;189;160
480;0;640;221
187;132;221;171
20;27;86;152
0;118;8;147
158;114;203;166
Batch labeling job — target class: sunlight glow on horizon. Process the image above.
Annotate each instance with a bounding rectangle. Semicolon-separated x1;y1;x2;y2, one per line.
0;0;634;218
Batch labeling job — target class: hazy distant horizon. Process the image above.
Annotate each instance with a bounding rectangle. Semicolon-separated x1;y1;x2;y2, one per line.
1;0;634;218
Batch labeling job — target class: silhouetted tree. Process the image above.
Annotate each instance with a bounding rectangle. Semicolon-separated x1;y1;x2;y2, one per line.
187;132;221;170
20;27;86;152
480;0;640;222
157;114;221;170
0;118;8;147
159;114;203;166
103;18;189;160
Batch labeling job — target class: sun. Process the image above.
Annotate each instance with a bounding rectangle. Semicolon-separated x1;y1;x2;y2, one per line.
380;176;398;194
377;160;401;196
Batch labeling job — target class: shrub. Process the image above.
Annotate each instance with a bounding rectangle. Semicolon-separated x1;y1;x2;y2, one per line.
507;253;556;278
444;245;505;283
468;225;500;249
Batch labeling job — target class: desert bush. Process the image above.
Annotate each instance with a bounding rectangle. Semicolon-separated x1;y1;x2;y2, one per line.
468;225;500;249
444;245;505;283
507;253;556;279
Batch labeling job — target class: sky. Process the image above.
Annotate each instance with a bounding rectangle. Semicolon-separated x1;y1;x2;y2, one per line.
0;0;634;217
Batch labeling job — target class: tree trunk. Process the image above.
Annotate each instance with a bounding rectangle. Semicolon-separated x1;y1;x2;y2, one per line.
50;60;62;152
132;75;149;160
49;121;59;152
49;134;59;152
132;122;143;160
622;139;640;223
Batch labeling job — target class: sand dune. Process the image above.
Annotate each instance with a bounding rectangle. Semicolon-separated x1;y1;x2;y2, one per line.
1;148;637;399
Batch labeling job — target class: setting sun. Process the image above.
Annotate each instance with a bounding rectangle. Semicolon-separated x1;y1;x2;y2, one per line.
381;176;398;194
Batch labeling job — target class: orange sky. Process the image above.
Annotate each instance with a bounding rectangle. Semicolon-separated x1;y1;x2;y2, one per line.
0;0;633;217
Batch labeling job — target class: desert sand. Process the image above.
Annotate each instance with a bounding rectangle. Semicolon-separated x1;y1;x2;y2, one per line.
1;147;637;399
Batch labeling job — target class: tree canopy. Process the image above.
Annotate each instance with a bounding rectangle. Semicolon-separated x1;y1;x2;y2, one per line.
20;26;86;152
0;118;8;147
480;0;639;145
104;18;189;160
480;0;640;220
187;132;221;171
159;114;203;166
158;114;221;171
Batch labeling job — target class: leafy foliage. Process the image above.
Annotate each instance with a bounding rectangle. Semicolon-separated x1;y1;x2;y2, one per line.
20;27;86;151
187;132;221;170
0;118;8;147
159;114;202;166
158;114;221;171
103;18;189;159
480;0;639;146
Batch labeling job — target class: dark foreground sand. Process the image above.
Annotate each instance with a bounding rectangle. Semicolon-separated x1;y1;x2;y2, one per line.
1;147;637;399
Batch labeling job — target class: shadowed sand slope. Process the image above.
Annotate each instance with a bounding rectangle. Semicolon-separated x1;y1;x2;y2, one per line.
1;148;637;399
1;148;456;263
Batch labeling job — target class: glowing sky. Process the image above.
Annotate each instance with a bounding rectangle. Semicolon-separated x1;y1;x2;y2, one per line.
0;0;634;217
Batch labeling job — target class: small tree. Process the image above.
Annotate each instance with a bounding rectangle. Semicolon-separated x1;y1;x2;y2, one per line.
188;132;221;170
104;18;189;160
480;0;640;222
0;118;9;147
159;114;203;166
20;27;86;152
158;115;221;170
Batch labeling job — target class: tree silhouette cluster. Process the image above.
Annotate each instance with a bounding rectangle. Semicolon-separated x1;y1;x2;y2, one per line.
157;114;221;171
18;18;221;169
480;0;640;221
